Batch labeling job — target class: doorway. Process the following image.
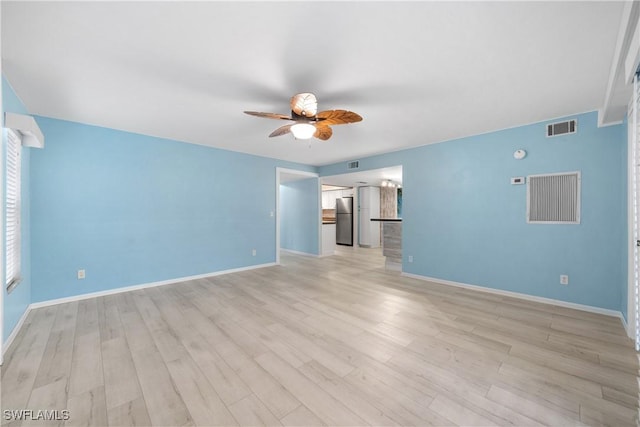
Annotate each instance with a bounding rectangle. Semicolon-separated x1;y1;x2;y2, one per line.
321;165;402;257
275;167;320;265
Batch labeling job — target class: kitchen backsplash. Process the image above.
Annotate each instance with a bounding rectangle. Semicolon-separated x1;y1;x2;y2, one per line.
322;208;336;222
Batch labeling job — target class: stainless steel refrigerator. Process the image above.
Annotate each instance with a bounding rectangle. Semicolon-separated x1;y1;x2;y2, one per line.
336;197;353;246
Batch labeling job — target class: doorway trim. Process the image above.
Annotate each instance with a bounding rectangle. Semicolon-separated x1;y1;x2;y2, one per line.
275;167;320;265
628;76;639;345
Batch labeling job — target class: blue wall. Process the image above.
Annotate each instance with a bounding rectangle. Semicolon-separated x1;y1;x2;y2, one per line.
2;77;32;343
29;117;314;303
280;178;320;255
320;111;627;313
1;72;630;345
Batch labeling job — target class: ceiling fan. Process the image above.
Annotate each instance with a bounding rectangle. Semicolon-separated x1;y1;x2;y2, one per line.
244;93;363;141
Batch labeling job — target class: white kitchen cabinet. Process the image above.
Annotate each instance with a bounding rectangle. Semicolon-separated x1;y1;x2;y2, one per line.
322;190;336;209
358;186;380;247
328;191;337;209
359;186;369;207
321;223;336;256
322;188;354;209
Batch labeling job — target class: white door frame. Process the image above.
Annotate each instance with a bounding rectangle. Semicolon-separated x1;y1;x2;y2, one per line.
628;76;640;347
619;0;640;347
628;100;636;343
275;167;320;264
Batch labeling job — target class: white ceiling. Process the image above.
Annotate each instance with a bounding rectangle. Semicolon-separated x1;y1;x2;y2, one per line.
1;1;629;167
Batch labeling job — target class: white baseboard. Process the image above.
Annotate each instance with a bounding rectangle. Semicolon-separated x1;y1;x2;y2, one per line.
402;272;624;321
1;305;32;365
318;251;336;258
3;262;276;360
30;262;277;310
280;248;320;257
385;259;402;272
621;314;631;338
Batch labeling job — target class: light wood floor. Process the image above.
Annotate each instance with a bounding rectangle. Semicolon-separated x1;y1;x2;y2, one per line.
2;247;638;426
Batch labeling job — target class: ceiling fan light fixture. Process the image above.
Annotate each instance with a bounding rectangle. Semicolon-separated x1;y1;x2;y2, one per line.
291;123;316;140
244;93;362;141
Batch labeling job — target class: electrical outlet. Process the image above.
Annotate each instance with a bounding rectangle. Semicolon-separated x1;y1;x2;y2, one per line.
252;249;257;256
408;255;413;263
77;269;86;280
560;274;569;285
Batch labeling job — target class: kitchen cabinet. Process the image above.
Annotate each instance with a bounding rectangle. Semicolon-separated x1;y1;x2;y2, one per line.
371;219;402;270
321;191;335;209
321;223;336;256
358;186;380;248
322;189;349;209
330;191;338;209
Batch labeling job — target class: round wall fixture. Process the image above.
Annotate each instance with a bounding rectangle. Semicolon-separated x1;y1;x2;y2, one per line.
513;149;527;160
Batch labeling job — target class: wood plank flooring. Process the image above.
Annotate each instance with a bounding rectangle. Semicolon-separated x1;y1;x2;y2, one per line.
2;247;638;426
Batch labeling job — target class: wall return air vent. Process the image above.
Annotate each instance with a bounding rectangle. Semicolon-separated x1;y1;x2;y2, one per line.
546;119;577;137
347;161;359;170
527;171;581;224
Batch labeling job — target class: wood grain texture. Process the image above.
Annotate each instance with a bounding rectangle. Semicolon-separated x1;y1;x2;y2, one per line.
1;247;637;426
380;186;397;219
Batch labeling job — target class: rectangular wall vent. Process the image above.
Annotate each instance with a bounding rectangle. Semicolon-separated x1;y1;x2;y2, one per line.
546;119;577;137
527;171;580;224
347;161;359;170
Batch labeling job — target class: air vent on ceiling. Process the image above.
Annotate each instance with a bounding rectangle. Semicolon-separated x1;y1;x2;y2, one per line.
546;119;577;137
347;161;360;170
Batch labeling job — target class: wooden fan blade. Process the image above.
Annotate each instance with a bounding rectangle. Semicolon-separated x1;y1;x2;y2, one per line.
316;110;363;125
269;124;294;138
290;93;318;118
314;125;333;141
244;111;292;120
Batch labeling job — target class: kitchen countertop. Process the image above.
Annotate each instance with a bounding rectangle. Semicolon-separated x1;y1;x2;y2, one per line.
322;221;336;225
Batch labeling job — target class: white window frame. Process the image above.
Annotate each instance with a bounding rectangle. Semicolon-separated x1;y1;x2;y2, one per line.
6;128;21;293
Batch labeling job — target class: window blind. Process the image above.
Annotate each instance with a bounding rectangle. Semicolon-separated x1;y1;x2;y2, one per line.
6;129;21;292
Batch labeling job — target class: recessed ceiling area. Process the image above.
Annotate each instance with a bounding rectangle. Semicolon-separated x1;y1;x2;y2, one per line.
1;1;629;166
